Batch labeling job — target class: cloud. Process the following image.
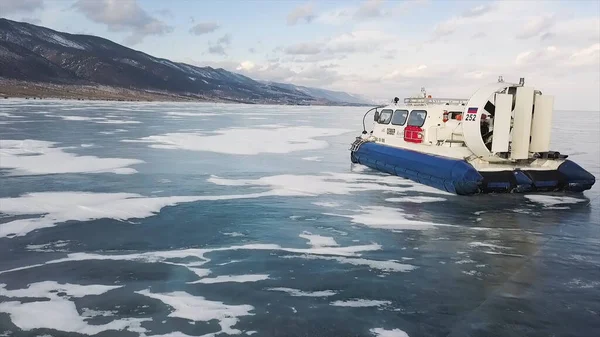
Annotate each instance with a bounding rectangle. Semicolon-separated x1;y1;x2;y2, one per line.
516;14;556;39
189;22;220;35
461;4;493;18
284;42;323;55
472;32;487;39
217;34;231;45
567;43;600;67
325;30;393;53
315;8;353;25
156;8;173;18
236;61;256;71
208;45;226;56
354;0;387;19
287;3;315;25
431;19;459;40
207;33;232;55
0;0;44;15
72;0;172;45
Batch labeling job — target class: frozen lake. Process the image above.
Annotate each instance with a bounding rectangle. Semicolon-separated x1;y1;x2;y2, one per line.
1;99;599;337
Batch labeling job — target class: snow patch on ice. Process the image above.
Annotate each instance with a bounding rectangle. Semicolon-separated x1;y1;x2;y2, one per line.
0;242;383;277
188;274;269;284
312;201;341;208
524;195;586;207
96;119;141;124
0;139;142;176
0;282;146;335
370;328;410;337
385;196;446;203
26;240;70;252
99;129;128;135
0;191;275;238
299;231;339;248
0;112;23;118
331;299;390;307
136;289;253;335
302;156;322;161
325;206;444;231
208;172;451;197
266;287;337;297
284;255;416;272
123;126;351;155
165;111;218;117
223;232;245;237
468;242;511;250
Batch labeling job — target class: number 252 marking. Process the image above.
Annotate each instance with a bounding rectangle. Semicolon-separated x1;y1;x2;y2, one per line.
465;114;477;122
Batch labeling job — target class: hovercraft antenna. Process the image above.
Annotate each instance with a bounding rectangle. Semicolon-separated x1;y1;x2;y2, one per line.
362;105;386;134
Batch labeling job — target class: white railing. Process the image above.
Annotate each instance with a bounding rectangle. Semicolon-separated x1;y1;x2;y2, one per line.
403;97;469;105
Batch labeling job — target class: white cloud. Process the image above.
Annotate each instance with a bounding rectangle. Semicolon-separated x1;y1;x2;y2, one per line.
462;4;493;18
207;33;232;55
516;14;556;39
0;0;44;15
354;0;387;19
284;42;323;55
72;0;172;45
567;43;600;67
287;2;315;25
189;22;220;35
236;61;255;71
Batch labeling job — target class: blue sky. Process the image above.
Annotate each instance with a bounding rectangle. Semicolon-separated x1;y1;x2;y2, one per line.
1;0;599;109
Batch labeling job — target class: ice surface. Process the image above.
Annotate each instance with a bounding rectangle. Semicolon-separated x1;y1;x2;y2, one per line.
283;255;416;272
266;287;337;297
0;191;277;238
370;328;410;337
330;299;391;307
524;195;586;207
299;231;339;248
188;274;269;284
312;202;341;208
208;172;452;197
96;119;141;124
0;139;142;176
136;289;254;335
165;111;218;117
123;126;352;155
385;196;446;203
0;112;23;118
0;241;384;277
468;242;511;250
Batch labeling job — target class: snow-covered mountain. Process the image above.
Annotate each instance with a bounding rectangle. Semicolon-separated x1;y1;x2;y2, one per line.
0;18;370;105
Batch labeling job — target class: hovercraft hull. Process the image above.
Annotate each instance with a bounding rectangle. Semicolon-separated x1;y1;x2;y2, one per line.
350;142;595;195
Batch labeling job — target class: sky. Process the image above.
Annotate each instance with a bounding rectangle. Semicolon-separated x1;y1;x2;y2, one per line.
1;0;599;110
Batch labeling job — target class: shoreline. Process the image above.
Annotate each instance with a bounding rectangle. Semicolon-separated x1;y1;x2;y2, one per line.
0;79;371;107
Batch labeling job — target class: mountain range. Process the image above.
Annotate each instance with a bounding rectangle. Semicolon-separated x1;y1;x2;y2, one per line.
0;18;371;105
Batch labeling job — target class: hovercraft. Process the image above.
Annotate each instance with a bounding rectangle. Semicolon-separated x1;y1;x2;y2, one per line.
349;77;596;195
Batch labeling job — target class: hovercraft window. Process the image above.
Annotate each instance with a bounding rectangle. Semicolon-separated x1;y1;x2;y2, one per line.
450;111;462;120
407;110;427;127
377;109;393;124
391;109;409;126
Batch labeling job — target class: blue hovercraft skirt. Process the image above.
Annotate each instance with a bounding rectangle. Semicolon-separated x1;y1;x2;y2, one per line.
350;142;595;195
